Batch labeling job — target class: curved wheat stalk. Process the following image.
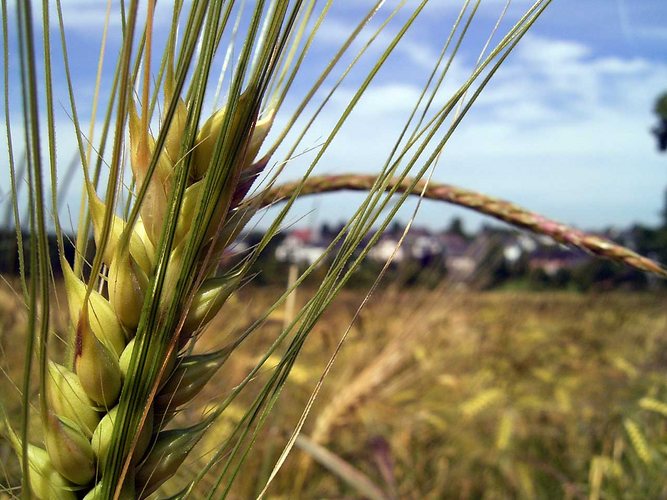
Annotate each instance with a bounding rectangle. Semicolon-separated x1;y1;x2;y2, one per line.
256;174;667;279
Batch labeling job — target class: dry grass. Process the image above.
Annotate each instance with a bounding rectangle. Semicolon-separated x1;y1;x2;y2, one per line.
165;284;667;497
2;279;667;498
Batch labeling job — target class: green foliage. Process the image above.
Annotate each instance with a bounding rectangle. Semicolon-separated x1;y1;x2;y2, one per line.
653;92;667;151
572;259;648;291
655;92;667;120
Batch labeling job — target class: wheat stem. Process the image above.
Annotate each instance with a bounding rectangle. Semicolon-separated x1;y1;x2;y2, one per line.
256;174;667;279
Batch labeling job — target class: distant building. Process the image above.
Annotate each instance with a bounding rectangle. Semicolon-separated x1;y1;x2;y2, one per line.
368;237;405;262
528;247;588;275
410;235;442;261
438;232;476;281
269;221;598;283
503;234;538;263
275;228;327;265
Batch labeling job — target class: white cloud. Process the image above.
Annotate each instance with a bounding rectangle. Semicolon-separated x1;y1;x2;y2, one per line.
473;34;667;123
437;35;667;227
272;33;667;230
315;16;443;73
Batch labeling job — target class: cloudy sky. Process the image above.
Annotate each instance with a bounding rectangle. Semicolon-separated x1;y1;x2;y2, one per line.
2;1;667;234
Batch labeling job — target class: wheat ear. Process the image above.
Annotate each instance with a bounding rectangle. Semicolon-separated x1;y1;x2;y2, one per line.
28;67;275;497
256;174;667;279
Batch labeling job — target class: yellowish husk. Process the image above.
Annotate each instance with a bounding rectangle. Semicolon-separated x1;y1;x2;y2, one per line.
63;261;126;358
26;444;77;500
108;243;148;330
74;305;122;407
44;414;96;485
47;361;101;437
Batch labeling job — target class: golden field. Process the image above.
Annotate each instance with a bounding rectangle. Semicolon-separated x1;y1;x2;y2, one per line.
1;280;667;498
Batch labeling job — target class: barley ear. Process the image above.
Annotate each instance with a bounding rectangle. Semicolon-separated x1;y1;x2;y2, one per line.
182;276;238;335
154;349;229;414
82;470;136;500
118;337;176;389
86;181;153;274
128;101;173;246
117;338;136;380
27;445;77;500
173;180;203;246
163;98;188;165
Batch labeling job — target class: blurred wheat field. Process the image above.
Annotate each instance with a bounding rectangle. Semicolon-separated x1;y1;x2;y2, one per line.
3;278;666;498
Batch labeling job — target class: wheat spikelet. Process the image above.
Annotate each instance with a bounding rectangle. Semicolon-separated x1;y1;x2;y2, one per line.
289;336;409;498
460;388;504;418
623;418;652;465
515;463;536;499
495;411;514;452
638;397;667;418
310;344;408;447
588;456;605;500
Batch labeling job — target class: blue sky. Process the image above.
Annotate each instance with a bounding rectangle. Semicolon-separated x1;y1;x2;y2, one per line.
2;1;667;234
